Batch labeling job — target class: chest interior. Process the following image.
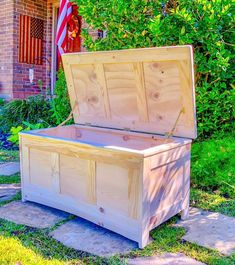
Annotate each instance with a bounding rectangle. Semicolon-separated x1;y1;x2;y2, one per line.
33;125;181;153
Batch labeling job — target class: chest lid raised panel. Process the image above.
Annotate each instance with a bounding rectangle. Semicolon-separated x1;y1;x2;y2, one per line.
62;45;197;139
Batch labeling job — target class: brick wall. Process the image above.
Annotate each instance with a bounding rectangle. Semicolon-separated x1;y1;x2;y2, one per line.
13;0;50;99
0;0;14;99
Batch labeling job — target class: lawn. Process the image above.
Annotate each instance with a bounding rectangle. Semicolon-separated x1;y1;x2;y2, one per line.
0;135;234;265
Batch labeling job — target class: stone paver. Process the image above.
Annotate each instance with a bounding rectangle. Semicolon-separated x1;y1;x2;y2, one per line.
176;208;235;256
128;253;206;265
0;162;20;176
0;184;21;202
50;218;137;256
0;201;69;228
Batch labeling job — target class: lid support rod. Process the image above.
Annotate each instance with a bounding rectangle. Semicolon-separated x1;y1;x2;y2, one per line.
57;100;79;127
166;107;185;138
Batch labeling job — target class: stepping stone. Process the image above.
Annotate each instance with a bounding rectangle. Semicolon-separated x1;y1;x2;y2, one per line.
0;201;69;228
128;253;206;265
50;218;137;256
0;162;20;176
0;184;21;202
176;208;235;256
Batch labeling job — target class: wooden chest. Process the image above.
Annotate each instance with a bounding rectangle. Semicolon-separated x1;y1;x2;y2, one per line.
20;46;196;248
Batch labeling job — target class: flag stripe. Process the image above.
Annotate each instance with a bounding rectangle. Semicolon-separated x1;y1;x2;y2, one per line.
56;0;73;65
19;15;24;62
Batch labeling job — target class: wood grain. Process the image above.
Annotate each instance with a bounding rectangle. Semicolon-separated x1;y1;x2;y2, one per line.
62;46;196;138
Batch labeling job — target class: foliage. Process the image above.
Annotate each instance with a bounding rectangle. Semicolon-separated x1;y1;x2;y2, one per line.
0;95;52;133
7;122;44;146
7;126;24;145
0;98;5;107
75;0;235;139
50;68;72;125
191;134;235;198
0;131;18;150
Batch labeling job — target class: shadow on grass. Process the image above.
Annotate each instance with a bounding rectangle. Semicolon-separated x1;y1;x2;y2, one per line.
190;188;235;217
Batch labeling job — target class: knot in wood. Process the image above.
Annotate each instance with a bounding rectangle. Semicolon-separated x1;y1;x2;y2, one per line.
152;62;159;68
153;92;160;100
87;96;98;103
99;207;105;213
123;135;129;141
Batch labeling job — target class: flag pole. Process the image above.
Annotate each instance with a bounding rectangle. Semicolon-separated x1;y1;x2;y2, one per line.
56;0;73;67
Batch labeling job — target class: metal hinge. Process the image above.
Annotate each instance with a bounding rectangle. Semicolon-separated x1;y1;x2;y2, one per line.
84;122;92;126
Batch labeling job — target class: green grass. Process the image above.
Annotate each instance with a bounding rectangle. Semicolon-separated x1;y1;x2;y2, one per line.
0;149;19;162
191;188;235;217
0;173;20;184
191;135;235;198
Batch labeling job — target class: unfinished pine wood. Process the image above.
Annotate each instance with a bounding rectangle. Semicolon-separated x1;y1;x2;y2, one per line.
20;138;30;202
87;160;97;204
29;148;52;188
62;46;196;138
51;152;60;194
20;46;196;249
134;62;149;123
128;168;139;219
181;144;191;220
20;125;193;248
60;155;88;202
33;125;181;153
96;163;131;217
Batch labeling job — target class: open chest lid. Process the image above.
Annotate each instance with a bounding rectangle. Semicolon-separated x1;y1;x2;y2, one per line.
62;45;197;139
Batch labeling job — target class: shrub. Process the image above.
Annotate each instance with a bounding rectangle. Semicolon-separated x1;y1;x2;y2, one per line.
0;95;52;133
0;98;5;107
191;134;235;198
8;122;44;146
75;0;235;139
50;68;72;125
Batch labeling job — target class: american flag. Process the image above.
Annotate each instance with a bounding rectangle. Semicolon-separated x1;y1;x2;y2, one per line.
56;0;73;65
19;15;44;65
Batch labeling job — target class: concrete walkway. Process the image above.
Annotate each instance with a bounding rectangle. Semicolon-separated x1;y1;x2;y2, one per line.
176;207;235;256
0;201;69;228
0;162;20;176
50;218;137;256
128;253;206;265
0;184;21;202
